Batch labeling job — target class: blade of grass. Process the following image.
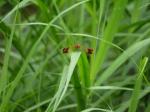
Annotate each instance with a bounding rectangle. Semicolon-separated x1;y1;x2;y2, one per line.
81;107;113;112
58;33;124;51
24;98;52;112
56;104;77;111
77;53;90;88
90;0;128;84
95;38;150;86
89;86;133;91
8;23;64;31
0;5;18;96
128;57;148;112
72;65;86;111
45;52;81;112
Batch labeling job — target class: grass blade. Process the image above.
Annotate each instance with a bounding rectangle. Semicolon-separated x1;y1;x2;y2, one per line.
128;57;148;112
45;52;81;112
0;4;18;96
81;108;113;112
90;86;133;91
90;0;128;83
96;38;150;86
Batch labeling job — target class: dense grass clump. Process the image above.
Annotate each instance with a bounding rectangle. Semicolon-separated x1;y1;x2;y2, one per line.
0;0;150;112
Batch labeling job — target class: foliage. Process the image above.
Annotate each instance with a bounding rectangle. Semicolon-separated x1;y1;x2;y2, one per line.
0;0;150;112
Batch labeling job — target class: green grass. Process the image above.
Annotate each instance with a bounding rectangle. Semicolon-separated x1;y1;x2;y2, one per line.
129;57;148;112
0;0;150;112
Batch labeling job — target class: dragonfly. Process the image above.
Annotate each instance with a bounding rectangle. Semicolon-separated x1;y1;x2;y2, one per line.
62;44;94;55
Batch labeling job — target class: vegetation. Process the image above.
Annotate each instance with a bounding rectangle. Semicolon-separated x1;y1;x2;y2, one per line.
0;0;150;112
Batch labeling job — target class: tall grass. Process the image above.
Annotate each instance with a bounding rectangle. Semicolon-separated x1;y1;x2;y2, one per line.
0;0;150;112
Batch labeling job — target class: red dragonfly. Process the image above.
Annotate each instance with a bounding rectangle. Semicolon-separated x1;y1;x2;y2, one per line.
62;44;94;54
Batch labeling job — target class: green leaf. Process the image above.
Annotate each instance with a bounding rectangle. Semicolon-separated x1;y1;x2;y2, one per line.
45;52;81;112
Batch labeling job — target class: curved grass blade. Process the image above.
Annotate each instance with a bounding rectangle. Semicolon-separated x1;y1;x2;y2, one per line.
45;52;81;112
58;33;124;51
8;23;64;31
128;57;148;112
81;108;113;112
95;38;150;86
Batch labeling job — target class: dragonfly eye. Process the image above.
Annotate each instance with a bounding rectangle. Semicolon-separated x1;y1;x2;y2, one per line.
86;48;93;54
63;47;69;53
